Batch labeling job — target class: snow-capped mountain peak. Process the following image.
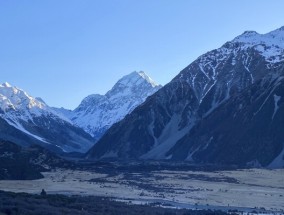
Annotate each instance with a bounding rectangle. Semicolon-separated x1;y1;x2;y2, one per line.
137;71;159;87
115;71;159;88
106;71;161;99
0;82;95;153
0;82;76;125
63;71;162;140
230;26;284;64
233;26;284;47
177;27;284;103
239;30;259;37
0;82;45;112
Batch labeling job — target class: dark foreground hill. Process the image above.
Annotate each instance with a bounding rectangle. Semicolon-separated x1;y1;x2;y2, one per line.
0;190;232;215
0;140;72;180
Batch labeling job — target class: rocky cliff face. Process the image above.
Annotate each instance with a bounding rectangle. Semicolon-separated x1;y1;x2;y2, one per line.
170;68;284;168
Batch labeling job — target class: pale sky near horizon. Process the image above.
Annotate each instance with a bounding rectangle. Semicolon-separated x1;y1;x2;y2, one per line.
1;0;284;109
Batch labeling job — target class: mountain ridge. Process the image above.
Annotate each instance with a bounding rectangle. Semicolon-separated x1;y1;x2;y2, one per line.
0;83;95;153
87;26;284;167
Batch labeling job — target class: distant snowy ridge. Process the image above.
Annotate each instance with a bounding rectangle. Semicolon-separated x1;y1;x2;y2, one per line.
0;82;94;153
0;82;71;123
60;71;162;141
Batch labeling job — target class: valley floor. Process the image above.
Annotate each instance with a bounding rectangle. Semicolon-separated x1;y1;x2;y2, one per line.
0;163;283;214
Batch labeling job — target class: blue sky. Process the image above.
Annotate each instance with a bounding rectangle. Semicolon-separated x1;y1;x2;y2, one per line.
1;0;284;109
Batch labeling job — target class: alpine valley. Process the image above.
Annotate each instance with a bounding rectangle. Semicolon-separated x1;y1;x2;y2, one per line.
1;27;284;168
1;26;284;215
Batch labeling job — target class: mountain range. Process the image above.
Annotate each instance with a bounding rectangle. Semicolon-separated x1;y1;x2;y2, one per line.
56;71;162;141
1;26;283;168
0;71;161;153
87;26;284;168
0;82;94;153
